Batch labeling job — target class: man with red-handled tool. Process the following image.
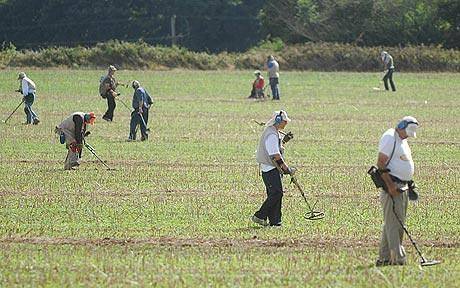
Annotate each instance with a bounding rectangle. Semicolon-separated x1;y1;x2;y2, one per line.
55;112;96;170
252;110;294;227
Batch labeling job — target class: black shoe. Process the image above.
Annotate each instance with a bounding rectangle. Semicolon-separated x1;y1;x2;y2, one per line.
32;118;40;125
375;259;390;267
141;134;148;141
102;116;112;122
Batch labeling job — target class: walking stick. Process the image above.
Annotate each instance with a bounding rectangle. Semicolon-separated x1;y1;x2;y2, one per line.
4;99;24;123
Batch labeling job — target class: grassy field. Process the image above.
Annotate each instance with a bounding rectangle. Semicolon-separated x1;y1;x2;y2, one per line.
0;70;459;287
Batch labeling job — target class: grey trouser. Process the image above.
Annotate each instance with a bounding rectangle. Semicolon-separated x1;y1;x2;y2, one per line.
379;183;409;264
64;149;80;170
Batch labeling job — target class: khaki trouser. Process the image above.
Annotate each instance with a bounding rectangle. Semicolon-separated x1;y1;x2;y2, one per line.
64;149;80;170
379;183;409;265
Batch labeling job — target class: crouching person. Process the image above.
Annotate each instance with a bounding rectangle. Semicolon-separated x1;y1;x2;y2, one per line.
55;112;96;170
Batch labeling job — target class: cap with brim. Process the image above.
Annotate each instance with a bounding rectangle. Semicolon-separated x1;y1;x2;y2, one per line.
266;110;291;126
405;124;417;138
18;72;26;80
109;65;117;71
282;110;291;122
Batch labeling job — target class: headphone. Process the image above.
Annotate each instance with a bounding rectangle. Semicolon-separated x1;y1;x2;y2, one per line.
397;120;418;129
274;111;284;124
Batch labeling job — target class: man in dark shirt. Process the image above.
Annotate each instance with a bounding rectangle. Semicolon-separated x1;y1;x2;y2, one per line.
128;80;150;141
101;65;119;122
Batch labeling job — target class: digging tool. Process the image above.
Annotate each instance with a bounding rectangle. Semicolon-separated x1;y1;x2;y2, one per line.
4;99;24;123
84;141;114;170
390;196;441;267
290;175;325;220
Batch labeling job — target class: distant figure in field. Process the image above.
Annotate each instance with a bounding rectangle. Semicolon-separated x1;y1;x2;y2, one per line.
381;51;396;91
100;65;119;122
252;110;293;227
128;80;152;141
17;72;40;125
248;70;265;99
55;112;96;170
375;116;419;266
266;55;280;100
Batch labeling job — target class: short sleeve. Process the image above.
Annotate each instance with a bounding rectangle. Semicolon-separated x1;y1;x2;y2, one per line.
265;134;280;156
379;134;394;157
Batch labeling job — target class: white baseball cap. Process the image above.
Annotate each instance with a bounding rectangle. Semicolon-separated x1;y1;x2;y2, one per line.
400;116;419;138
266;110;291;126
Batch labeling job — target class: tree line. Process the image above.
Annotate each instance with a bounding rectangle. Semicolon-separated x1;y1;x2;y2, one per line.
0;0;458;52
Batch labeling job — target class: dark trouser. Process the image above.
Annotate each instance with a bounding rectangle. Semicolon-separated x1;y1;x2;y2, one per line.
103;95;116;120
269;77;280;100
129;110;147;140
23;93;39;124
383;68;396;91
254;168;283;225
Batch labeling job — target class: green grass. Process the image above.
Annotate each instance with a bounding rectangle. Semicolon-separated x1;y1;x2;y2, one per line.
0;70;459;286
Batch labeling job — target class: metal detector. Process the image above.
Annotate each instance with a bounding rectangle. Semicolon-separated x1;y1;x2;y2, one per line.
84;141;115;170
3;99;24;123
290;176;325;220
116;97;132;113
391;196;441;267
139;113;150;132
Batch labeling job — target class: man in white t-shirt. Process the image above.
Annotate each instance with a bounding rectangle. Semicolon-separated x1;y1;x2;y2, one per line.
252;110;293;227
376;116;419;266
17;72;40;125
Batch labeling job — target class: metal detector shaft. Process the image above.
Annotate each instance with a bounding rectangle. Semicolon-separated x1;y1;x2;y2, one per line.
4;99;24;123
116;97;132;112
84;142;112;170
139;112;150;132
290;175;325;220
291;176;314;211
390;196;438;265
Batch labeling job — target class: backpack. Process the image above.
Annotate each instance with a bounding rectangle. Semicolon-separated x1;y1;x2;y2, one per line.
99;75;107;98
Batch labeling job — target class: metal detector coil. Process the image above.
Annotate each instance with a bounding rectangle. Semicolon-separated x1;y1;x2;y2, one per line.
290;176;325;221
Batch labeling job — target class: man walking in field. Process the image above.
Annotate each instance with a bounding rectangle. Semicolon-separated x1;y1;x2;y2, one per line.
266;55;280;100
128;80;151;141
17;72;40;125
252;110;293;227
55;112;96;170
375;116;419;266
381;51;396;92
100;65;119;122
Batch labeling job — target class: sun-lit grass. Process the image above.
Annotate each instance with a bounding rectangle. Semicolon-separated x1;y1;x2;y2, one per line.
0;70;459;286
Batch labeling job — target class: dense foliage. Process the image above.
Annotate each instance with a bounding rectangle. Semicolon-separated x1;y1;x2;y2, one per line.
1;40;459;71
0;0;458;52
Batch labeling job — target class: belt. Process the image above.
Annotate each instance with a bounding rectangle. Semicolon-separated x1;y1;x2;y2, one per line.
390;175;409;185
